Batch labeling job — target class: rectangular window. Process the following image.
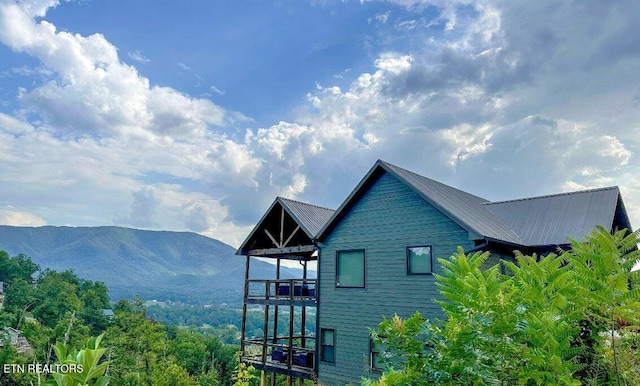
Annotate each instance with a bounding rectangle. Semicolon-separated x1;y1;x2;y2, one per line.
336;249;365;287
320;328;335;363
407;246;433;274
370;338;384;371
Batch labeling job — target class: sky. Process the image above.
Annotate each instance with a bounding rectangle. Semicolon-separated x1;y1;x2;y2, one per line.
0;0;639;249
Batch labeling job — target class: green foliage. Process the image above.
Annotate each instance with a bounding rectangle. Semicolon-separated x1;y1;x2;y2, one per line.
0;250;243;386
0;251;40;282
44;333;111;386
104;302;167;384
364;227;640;385
232;361;256;386
167;329;209;375
150;360;199;386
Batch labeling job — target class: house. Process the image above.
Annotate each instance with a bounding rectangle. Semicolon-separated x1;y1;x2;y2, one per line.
236;197;334;384
0;327;32;354
236;160;633;386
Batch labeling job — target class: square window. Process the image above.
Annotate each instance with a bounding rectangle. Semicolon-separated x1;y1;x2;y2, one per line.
336;250;365;287
370;338;384;371
321;328;335;363
407;246;433;274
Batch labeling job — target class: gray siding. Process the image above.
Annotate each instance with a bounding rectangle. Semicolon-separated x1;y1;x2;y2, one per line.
317;172;473;386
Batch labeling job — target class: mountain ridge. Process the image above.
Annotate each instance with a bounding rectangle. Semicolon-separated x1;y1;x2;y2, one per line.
0;225;308;304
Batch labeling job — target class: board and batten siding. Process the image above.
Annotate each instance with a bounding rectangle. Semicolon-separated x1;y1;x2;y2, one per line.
317;171;474;386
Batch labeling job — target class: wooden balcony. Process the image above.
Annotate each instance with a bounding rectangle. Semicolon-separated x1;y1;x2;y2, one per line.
242;339;317;380
246;279;317;306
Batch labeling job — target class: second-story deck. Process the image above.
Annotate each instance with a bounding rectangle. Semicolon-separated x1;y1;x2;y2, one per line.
246;279;317;306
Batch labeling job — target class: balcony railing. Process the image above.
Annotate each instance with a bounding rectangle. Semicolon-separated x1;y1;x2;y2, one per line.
242;338;317;376
246;279;317;302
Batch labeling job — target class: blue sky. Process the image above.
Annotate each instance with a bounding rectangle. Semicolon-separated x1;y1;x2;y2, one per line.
0;0;639;248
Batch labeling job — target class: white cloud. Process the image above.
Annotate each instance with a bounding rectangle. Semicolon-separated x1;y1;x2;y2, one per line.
0;207;46;226
1;0;640;250
128;50;150;64
374;53;412;74
118;187;158;228
210;85;225;95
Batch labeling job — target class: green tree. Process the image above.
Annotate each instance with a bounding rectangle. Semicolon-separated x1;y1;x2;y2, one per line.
150;361;198;386
104;301;167;385
34;271;83;328
4;277;37;328
167;329;208;375
78;281;111;334
364;227;640;386
0;251;39;282
564;226;640;384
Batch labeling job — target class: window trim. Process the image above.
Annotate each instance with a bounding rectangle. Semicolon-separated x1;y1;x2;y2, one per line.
370;338;384;371
406;245;433;275
335;249;366;288
320;328;335;363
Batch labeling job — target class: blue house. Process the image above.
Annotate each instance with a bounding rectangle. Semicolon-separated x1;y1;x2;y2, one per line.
237;160;633;386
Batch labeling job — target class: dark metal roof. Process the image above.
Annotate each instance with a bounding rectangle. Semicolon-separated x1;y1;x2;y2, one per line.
236;196;334;255
380;161;525;245
278;197;335;238
485;187;621;246
316;159;632;248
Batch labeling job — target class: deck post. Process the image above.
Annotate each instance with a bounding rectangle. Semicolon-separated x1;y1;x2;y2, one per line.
301;260;307;348
262;304;270;363
261;370;267;386
240;255;251;358
273;259;280;350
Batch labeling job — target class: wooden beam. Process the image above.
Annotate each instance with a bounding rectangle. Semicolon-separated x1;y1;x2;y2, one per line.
282;225;300;248
240;255;250;358
248;245;315;257
264;229;280;248
280;208;285;247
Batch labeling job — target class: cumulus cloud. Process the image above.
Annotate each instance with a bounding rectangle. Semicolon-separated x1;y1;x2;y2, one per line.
0;0;226;139
1;0;640;247
0;0;270;244
0;207;46;226
118;187;157;228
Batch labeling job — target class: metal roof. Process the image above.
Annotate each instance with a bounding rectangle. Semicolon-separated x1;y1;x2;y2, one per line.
236;196;334;255
485;187;621;246
278;197;335;238
316;159;631;248
380;161;525;245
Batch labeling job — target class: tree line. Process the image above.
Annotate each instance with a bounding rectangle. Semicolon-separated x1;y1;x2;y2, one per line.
0;250;240;385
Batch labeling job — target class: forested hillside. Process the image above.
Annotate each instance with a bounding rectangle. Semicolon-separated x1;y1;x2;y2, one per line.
0;250;241;385
0;226;311;304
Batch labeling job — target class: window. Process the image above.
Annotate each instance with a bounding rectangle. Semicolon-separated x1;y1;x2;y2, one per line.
320;328;335;363
407;246;433;274
336;249;365;287
370;338;384;371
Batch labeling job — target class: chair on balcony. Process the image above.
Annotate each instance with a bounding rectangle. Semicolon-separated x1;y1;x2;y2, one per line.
271;347;288;363
276;284;290;296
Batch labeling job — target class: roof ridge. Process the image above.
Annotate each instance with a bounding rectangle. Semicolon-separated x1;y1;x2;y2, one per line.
377;160;524;245
485;186;619;206
378;160;489;202
278;196;335;212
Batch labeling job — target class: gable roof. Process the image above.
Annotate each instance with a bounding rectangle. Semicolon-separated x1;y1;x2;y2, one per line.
279;197;335;238
316;160;523;244
236;196;334;255
381;161;525;245
316;159;632;248
485;186;627;246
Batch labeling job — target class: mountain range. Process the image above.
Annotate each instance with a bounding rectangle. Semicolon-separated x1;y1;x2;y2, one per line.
0;225;310;304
